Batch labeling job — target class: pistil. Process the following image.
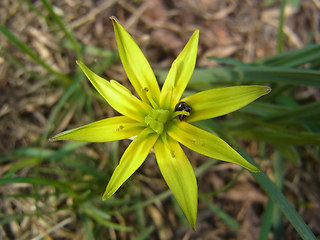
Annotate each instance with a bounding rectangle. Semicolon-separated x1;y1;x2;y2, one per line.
145;109;170;135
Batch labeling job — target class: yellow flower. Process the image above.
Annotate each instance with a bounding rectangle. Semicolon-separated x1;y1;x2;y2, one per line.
51;17;270;229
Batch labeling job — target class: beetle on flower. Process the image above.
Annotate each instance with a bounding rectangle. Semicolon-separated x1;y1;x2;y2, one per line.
50;17;270;229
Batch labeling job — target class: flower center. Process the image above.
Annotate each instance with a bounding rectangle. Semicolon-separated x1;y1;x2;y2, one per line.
145;109;170;135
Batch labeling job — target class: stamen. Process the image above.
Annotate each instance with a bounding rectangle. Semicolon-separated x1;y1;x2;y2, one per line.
171;110;190;120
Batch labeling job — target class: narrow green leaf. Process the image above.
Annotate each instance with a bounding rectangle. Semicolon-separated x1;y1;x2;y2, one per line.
0;210;63;224
0;46;40;77
231;101;320;135
260;101;320;122
81;204;111;220
21;0;49;22
3;157;42;178
9;142;86;161
276;144;301;165
259;200;275;240
82;215;95;240
241;101;320;121
0;177;78;196
84;210;133;231
254;44;320;67
199;170;243;198
157;65;320;89
0;25;70;83
41;75;82;144
232;124;320;145
197;120;316;240
41;0;83;60
202;199;240;231
207;57;246;66
200;66;320;87
277;0;286;53
60;158;106;181
132;226;155;240
243;152;317;240
272;152;284;239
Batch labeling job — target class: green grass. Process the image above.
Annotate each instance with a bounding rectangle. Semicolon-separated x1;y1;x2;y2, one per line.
0;0;319;239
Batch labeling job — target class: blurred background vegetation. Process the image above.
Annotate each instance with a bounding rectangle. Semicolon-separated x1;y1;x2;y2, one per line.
0;0;319;239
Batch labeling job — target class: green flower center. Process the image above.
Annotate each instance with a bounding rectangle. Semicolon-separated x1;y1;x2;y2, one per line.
145;109;170;135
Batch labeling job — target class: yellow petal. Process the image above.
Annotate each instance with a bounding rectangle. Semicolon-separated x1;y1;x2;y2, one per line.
182;85;271;122
154;135;198;229
50;116;143;142
160;29;199;110
111;17;160;106
168;121;260;172
102;128;159;200
77;60;151;122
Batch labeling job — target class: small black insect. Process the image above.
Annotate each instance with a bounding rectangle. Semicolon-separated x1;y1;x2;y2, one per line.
175;102;192;121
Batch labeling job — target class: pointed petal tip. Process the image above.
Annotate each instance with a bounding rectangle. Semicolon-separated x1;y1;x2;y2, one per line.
102;186;114;201
47;131;65;142
109;16;118;22
246;162;260;173
102;192;110;201
251;167;261;173
189;216;197;230
258;86;271;98
266;86;272;93
243;161;260;173
191;29;199;42
191;224;196;231
48;133;60;142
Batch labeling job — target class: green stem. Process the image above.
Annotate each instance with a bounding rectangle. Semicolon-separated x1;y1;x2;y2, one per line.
277;0;287;53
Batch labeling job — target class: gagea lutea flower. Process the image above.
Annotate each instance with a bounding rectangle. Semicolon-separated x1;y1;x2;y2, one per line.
50;17;271;229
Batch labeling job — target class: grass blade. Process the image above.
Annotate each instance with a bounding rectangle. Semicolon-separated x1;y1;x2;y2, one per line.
259;200;275;240
0;177;78;196
41;74;82;144
192;66;320;87
277;0;286;53
231;123;320;145
241;101;320;122
247;159;316;240
83;209;133;231
21;0;49;23
132;226;155;240
198;120;317;239
41;0;83;60
202;199;240;231
254;44;320;67
0;25;70;83
156;66;320;89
